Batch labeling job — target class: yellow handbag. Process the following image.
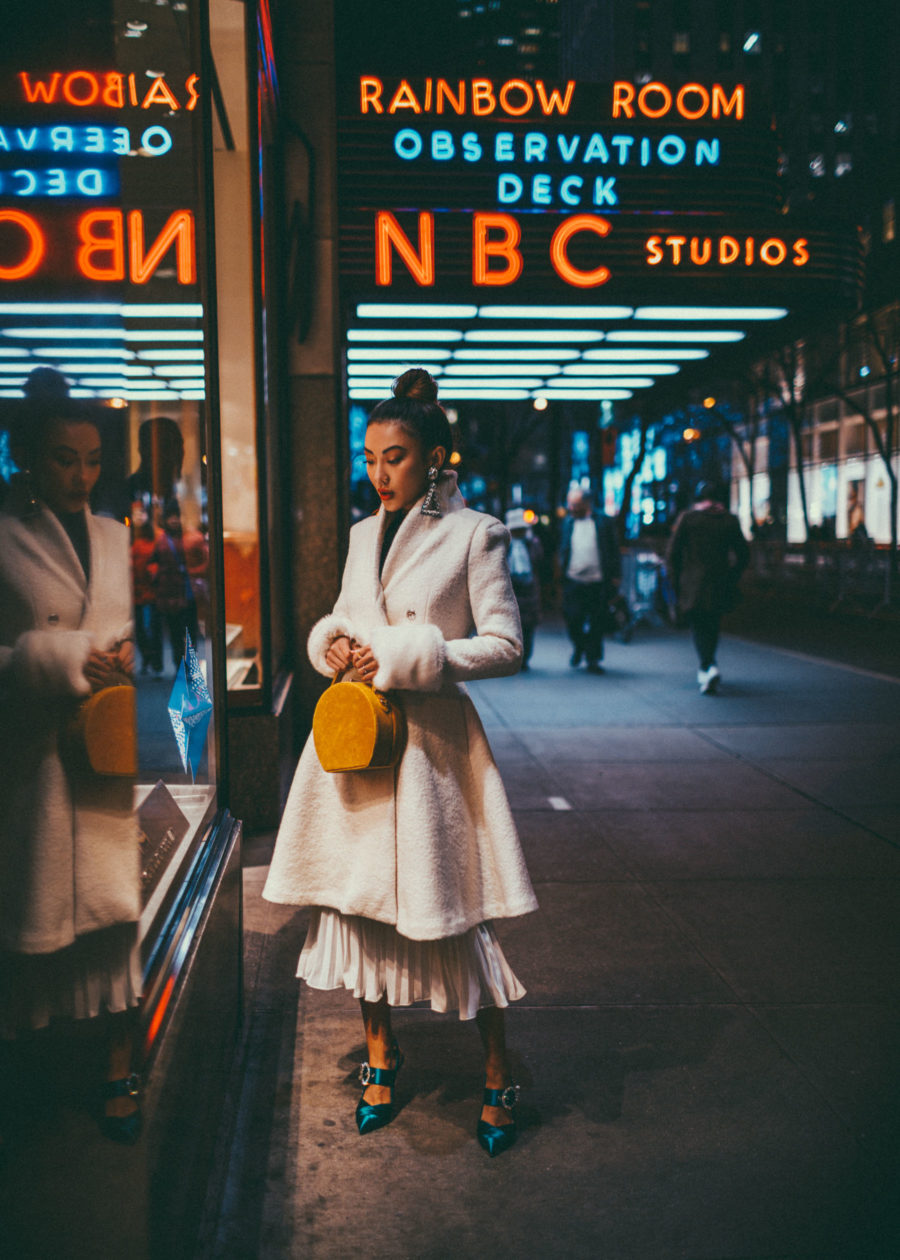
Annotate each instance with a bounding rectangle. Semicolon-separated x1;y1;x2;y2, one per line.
65;684;138;777
312;671;406;773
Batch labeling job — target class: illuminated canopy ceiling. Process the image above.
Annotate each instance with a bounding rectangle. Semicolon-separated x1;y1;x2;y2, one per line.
0;302;206;401
345;301;788;403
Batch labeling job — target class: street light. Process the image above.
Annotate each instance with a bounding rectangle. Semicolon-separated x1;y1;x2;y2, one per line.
683;427;701;442
703;396;716;409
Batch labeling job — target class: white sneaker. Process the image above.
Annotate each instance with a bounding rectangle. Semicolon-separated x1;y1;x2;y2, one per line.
697;668;709;691
704;665;721;695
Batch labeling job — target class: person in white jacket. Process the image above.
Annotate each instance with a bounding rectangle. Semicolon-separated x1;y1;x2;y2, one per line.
0;397;141;1144
264;369;537;1156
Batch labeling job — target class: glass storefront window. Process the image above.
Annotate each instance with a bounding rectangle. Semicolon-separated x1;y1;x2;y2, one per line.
0;0;224;994
209;0;264;696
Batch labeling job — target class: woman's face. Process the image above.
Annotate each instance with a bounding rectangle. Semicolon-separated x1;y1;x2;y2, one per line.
35;420;102;515
365;420;444;513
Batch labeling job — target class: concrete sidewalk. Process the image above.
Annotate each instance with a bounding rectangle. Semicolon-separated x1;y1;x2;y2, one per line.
209;622;900;1260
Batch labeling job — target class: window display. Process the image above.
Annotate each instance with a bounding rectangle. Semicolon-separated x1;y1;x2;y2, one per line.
0;0;226;1036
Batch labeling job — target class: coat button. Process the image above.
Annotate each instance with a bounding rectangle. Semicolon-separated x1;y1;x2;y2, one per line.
47;614;60;624
406;609;416;620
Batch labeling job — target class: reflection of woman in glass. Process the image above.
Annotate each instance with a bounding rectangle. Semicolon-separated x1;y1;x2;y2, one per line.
0;398;142;1144
126;415;184;521
264;370;537;1157
130;500;163;674
154;498;202;670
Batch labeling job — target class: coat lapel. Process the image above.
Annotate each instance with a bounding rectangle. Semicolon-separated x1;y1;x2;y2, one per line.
33;505;89;616
379;471;465;594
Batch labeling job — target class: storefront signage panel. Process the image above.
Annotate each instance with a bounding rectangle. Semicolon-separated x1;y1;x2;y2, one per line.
337;75;862;305
0;60;200;288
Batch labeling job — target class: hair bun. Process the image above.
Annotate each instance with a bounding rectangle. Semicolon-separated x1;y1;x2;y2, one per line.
393;367;438;404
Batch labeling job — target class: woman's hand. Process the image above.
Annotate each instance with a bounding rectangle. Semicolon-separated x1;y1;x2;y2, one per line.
351;644;380;683
84;649;125;693
115;640;136;677
325;635;354;673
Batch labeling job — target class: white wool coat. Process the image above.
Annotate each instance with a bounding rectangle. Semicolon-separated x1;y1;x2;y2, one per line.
263;471;538;940
0;497;140;954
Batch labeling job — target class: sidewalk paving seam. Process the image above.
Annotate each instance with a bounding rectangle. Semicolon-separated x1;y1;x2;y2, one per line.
732;634;900;685
691;729;900;851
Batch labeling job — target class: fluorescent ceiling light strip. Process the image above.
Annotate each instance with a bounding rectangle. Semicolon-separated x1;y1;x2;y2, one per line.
443;363;559;376
347;348;452;361
33;347;134;359
478;305;633;320
4;327;125;339
548;376;653;388
0;388;24;397
453;348;580;361
583;348;709;361
179;390;206;399
563;363;680;376
432;388;532;400
350;376;542;390
125;331;204;342
0;303;122;316
347;329;462;342
137;349;204;361
0;348;28;357
356;303;478;319
157;365;206;376
347;363;444;377
81;377;131;387
440;377;544;389
0;364;31;373
126;389;180;399
606;330;745;343
634;306;788;321
123;304;203;318
464;330;604;343
0;302;202;318
55;362;130;374
538;388;633;400
122;366;154;376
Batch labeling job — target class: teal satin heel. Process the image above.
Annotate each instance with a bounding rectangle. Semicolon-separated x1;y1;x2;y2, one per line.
355;1042;404;1135
476;1083;520;1157
99;1073;142;1145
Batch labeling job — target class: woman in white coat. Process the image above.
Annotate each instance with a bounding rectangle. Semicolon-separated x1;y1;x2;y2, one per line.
0;398;142;1143
264;369;537;1155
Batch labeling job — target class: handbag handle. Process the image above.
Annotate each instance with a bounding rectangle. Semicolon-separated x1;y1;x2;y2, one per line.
332;666;373;689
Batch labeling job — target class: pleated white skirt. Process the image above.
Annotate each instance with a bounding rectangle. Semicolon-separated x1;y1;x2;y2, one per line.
298;908;526;1021
0;923;142;1040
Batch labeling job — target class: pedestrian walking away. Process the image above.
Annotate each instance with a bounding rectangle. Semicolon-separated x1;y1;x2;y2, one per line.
667;479;750;693
558;487;622;674
263;368;538;1157
505;507;543;670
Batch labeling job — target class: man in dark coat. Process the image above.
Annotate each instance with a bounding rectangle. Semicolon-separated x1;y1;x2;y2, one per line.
667;480;750;693
558;488;622;674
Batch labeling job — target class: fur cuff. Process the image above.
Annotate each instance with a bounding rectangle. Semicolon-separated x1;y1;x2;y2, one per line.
307;614;359;676
370;623;446;693
13;630;92;697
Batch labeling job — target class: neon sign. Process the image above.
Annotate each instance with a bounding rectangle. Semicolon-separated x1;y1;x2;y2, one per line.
360;77;576;117
1;64;200;281
646;234;809;268
0;208;196;283
18;71;199;112
337;73;859;299
0;168;117;197
0;125;173;155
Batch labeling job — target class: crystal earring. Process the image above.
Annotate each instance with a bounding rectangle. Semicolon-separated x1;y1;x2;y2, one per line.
420;465;441;517
19;467;40;518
